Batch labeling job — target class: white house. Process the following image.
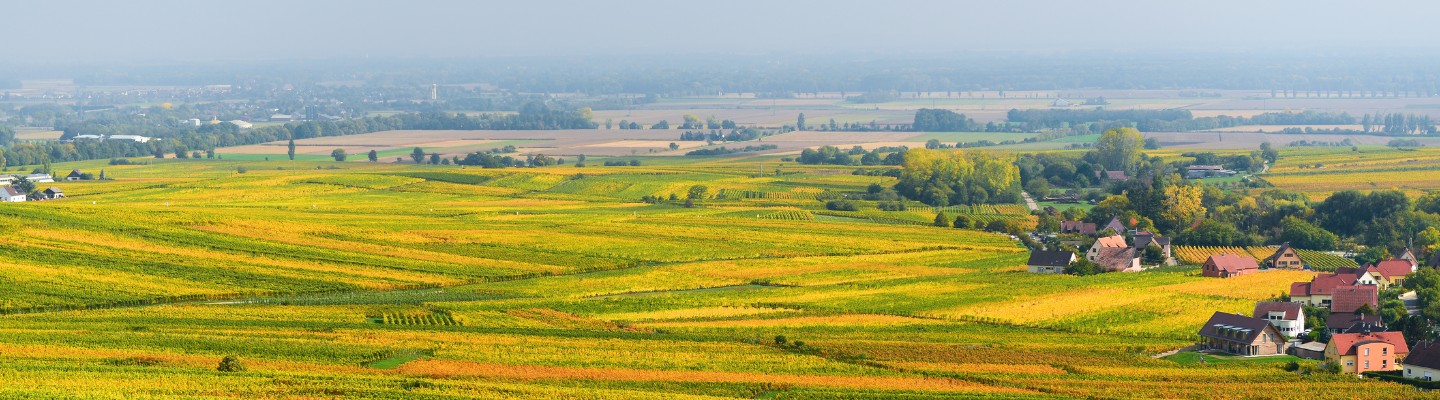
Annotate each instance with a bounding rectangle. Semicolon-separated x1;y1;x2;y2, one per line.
1;185;25;202
1027;250;1076;274
1404;341;1440;381
1253;301;1306;337
65;170;84;181
228;120;254;129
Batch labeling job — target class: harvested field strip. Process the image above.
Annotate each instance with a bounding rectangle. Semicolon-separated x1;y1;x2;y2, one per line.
394;359;1039;393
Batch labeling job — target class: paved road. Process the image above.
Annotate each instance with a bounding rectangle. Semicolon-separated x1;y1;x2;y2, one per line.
1021;192;1039;212
1402;291;1421;315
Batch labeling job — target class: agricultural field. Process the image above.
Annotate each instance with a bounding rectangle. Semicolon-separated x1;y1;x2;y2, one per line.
0;153;1423;399
1260;147;1440;197
1174;246;1357;272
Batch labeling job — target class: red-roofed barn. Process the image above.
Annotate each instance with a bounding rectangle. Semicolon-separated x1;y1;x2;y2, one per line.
1201;254;1258;278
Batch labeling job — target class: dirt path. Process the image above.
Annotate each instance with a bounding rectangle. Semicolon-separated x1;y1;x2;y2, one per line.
1021;192;1039;212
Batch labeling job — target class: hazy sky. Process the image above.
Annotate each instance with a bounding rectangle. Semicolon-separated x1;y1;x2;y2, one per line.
6;0;1438;62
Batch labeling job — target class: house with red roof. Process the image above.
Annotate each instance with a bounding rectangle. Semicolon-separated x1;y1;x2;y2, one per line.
1253;301;1306;337
1059;220;1096;235
1095;170;1129;181
1326;331;1408;375
1289;273;1358;307
1356;260;1416;289
1404;341;1440;381
1196;311;1290;356
1094;247;1141;272
1201;254;1258;278
1085;235;1128;262
1394;248;1419;266
1329;285;1378;314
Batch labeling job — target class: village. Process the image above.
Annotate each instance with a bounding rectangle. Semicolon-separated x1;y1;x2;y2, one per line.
1027;216;1440;383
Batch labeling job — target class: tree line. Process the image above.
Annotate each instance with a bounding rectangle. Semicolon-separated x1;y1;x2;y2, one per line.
0;109;594;168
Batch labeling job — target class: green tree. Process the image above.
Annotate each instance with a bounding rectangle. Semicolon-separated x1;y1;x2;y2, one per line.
605;118;612;129
1278;217;1338;251
1035;213;1060;233
1066;258;1103;276
1024;178;1049;200
429;154;441;165
173;144;189;159
687;185;708;200
1144;243;1164;263
669;142;679;150
954;214;973;229
287;140;296;161
12;176;34;196
411;147;426;163
934;212;951;227
1095;127;1143;172
1356;246;1390;265
1355;303;1376;316
797;113;806;131
368;150;378;162
1259;142;1279;164
330;148;346;162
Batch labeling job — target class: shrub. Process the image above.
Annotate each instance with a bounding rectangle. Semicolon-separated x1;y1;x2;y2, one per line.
826;200;859;211
216;355;246;372
236;166;248;174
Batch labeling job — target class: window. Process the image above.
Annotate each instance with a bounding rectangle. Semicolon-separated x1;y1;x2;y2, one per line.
1383;360;1388;368
1364;348;1370;356
1347;361;1354;366
1383;348;1388;355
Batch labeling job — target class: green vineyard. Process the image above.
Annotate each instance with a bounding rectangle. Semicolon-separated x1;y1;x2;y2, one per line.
380;313;463;326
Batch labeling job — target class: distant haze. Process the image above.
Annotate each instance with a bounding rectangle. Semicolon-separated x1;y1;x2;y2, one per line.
4;0;1439;63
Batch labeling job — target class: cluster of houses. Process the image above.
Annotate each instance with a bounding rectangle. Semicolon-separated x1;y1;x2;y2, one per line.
1195;246;1440;379
1027;216;1174;274
0;171;73;202
1199;306;1435;377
